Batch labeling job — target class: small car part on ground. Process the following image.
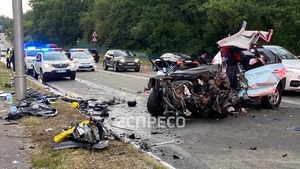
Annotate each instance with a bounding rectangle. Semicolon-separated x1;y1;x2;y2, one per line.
103;49;140;72
32;50;77;82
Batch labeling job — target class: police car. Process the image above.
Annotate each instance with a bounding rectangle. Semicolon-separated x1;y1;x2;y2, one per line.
32;48;77;81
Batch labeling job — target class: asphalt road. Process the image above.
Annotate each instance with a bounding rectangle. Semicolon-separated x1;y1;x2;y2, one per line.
38;62;300;169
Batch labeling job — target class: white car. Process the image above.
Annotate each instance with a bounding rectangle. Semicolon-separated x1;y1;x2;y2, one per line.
212;45;300;91
32;51;77;82
70;52;96;71
24;47;39;74
262;45;300;91
69;48;94;61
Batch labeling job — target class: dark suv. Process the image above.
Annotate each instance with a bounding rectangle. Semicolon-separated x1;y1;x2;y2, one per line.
103;49;140;72
88;48;99;63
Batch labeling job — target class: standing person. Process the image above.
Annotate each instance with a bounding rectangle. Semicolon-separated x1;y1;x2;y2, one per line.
11;48;15;72
5;48;11;69
197;53;208;65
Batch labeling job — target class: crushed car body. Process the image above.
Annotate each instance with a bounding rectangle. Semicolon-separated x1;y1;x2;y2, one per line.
147;21;286;117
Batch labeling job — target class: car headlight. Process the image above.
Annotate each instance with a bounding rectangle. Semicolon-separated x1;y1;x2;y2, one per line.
134;58;139;63
44;63;52;68
286;68;300;74
119;58;125;63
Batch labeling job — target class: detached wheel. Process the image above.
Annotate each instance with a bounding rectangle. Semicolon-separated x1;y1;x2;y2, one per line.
261;85;282;108
33;68;38;79
113;62;119;72
147;90;165;117
103;60;108;70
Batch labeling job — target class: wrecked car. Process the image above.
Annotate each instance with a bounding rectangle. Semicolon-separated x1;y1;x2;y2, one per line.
146;21;286;117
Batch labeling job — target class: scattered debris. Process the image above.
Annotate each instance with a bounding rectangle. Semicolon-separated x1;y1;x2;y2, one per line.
152;140;175;146
139;140;151;151
110;124;134;131
53;118;109;150
251;115;260;119
265;117;281;121
250;147;257;150
127;100;137;107
282;154;287;157
151;131;163;135
173;154;183;160
286;127;300;131
45;128;53;132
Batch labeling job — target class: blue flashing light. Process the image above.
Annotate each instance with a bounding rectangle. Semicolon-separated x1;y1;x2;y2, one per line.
26;46;37;51
41;48;50;52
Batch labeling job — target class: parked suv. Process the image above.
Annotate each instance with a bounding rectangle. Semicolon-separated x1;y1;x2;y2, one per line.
103;49;140;72
32;51;77;81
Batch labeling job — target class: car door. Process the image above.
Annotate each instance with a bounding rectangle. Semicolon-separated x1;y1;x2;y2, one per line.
105;50;114;66
244;63;285;97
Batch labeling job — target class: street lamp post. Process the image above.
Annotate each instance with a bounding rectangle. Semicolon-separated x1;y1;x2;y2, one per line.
12;0;27;100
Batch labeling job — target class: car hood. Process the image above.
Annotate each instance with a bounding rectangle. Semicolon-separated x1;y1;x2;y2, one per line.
44;60;71;64
216;21;273;50
282;59;300;69
73;58;93;64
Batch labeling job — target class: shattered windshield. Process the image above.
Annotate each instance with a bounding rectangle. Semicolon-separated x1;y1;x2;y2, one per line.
268;47;298;60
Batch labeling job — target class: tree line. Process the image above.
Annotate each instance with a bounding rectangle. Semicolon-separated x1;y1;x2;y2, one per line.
10;0;300;56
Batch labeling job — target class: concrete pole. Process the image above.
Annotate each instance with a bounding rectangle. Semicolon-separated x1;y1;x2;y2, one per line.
12;0;27;100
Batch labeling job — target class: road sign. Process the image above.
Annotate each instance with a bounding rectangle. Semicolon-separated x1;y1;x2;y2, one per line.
92;36;97;42
92;31;97;37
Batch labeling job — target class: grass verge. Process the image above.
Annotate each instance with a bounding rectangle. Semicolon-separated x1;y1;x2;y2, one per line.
0;62;166;169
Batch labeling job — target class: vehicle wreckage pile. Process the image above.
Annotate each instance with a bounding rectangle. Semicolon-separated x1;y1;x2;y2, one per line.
2;88;125;150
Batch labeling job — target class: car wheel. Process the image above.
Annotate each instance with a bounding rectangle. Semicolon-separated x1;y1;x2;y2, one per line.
147;90;165;117
113;62;119;72
91;68;95;72
25;66;30;75
70;72;76;80
103;60;108;70
33;68;38;79
261;85;282;108
135;67;140;72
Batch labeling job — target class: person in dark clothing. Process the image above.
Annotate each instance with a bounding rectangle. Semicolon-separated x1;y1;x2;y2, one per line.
11;48;15;72
197;53;208;65
6;48;11;69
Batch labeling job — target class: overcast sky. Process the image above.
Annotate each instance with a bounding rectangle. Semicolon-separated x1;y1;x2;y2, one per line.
0;0;31;18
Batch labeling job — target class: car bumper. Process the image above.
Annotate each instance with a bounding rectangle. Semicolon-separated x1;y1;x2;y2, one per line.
44;69;76;77
284;73;300;90
117;62;140;70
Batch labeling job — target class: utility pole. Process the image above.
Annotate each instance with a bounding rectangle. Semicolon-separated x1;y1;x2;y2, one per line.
12;0;27;100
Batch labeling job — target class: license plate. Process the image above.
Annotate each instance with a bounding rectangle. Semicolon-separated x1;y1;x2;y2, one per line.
57;69;66;73
127;63;134;65
82;64;90;67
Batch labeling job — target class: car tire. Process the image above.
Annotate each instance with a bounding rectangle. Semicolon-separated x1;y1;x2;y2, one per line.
91;68;95;72
113;62;119;72
33;68;38;79
147;90;165;117
103;60;108;70
261;85;282;108
135;67;140;72
70;72;76;80
25;66;31;75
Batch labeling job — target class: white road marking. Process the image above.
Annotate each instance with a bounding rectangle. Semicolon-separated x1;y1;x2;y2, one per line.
281;99;300;105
